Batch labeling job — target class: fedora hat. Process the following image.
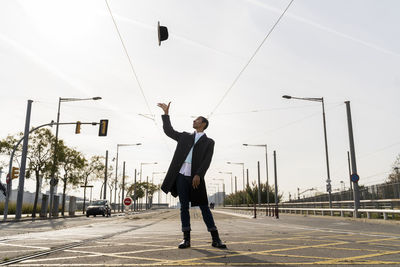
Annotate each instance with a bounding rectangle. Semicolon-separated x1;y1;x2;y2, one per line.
158;21;169;46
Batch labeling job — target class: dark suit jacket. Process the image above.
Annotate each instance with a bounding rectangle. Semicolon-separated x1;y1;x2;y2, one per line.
160;115;214;206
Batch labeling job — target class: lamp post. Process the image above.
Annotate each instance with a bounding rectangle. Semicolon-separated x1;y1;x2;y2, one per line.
139;162;157;210
152;171;166;207
243;144;269;208
282;94;332;208
219;172;233;194
140;162;158;182
227;162;245;191
210;183;220;205
49;96;101;218
114;143;141;212
213;178;225;206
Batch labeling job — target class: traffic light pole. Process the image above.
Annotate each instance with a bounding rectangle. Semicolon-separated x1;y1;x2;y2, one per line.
2;121;100;220
15;100;33;220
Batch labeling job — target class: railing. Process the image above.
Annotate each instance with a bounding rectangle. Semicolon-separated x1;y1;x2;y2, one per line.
222;200;400;220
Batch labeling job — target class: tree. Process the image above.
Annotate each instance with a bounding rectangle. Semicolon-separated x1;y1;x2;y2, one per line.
25;129;57;217
58;144;85;216
387;154;400;183
80;156;105;213
0;133;23;170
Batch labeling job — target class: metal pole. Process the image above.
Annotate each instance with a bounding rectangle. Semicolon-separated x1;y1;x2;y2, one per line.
235;176;237;193
15;100;33;220
146;176;148;209
273;150;279;219
134;169;137;211
321;98;332;208
230;173;233;194
242;164;245;193
49;98;62;218
246;169;249;188
345;101;360;217
265;145;270;209
257;161;261;206
104;150;108;199
347;151;353;192
223;183;225;207
140;164;142;183
114;145;119;212
121;161;125;211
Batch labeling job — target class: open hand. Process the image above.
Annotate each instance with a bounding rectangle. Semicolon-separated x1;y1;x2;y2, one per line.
157;102;171;115
192;175;200;189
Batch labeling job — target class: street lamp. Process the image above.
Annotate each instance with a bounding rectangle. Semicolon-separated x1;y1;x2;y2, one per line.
226;162;245;191
114;143;141;211
49;96;102;218
243;144;269;207
282;94;333;208
140;162;158;182
213;178;225;206
152;171;166;206
219;171;233;194
139;162;157;210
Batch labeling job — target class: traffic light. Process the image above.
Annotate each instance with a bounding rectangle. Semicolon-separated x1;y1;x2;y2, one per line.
11;167;20;179
75;121;81;134
99;119;108;136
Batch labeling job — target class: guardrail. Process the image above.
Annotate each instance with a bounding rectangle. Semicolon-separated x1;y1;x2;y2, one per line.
222;205;400;220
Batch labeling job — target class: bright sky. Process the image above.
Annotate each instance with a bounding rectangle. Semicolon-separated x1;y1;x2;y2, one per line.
1;0;399;202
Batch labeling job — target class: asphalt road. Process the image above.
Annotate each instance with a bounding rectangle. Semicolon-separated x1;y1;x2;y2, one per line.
1;208;400;266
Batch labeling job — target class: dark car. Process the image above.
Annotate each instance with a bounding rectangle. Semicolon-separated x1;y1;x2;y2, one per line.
86;200;111;217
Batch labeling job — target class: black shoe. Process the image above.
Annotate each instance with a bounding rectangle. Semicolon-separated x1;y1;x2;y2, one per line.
178;239;191;249
178;231;191;249
212;239;227;249
210;230;227;249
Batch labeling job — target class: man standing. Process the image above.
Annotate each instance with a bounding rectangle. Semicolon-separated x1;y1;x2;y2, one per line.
157;102;226;249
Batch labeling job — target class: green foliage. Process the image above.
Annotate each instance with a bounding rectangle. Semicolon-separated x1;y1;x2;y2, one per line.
126;181;159;200
387;154;400;183
224;182;281;206
0;202;42;215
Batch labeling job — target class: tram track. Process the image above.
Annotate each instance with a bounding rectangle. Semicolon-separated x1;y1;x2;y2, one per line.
0;210;176;266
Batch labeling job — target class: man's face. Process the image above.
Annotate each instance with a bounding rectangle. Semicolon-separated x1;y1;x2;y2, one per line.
193;117;205;131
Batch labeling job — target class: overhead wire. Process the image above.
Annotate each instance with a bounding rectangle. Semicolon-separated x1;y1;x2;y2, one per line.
208;0;295;118
105;0;172;153
105;0;153;116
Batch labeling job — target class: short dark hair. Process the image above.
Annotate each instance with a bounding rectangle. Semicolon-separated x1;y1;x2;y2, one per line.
199;116;209;130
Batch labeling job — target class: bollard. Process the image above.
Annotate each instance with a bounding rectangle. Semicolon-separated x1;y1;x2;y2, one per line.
253;204;257;218
68;196;76;216
52;195;59;217
40;194;48;218
275;206;279;219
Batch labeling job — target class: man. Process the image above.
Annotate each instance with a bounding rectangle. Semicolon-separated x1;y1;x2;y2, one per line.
157;102;226;249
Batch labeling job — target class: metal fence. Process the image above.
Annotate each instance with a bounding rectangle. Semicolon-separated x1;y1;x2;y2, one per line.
289;182;400;205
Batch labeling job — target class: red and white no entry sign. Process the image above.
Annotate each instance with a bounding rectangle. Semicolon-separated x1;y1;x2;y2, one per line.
123;197;133;206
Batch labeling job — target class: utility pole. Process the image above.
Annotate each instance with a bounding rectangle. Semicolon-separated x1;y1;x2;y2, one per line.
345;101;360;217
246;169;249;188
104;150;108;199
273;150;279;219
257;161;261;206
121;161;126;211
15;100;33;220
347;151;353;192
134;169;137;211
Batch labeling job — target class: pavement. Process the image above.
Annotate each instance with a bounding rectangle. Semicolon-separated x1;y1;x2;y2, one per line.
0;208;400;266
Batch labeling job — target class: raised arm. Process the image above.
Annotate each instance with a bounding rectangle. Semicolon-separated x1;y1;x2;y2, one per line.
157;102;181;141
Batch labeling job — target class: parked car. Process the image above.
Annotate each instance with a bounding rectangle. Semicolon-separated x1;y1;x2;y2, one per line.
86;199;111;217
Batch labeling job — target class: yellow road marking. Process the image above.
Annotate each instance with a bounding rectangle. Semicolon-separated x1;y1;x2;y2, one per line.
165;241;349;265
314;249;400;264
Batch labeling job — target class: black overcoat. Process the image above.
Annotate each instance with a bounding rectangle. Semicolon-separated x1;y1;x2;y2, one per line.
160;115;214;206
